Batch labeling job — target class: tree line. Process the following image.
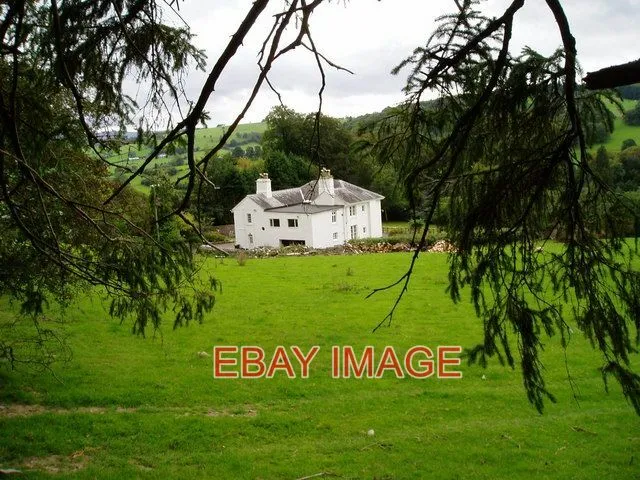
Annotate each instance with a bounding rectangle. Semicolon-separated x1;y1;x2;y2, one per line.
195;105;410;225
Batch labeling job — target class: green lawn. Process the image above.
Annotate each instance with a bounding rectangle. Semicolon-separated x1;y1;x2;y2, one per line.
1;252;638;478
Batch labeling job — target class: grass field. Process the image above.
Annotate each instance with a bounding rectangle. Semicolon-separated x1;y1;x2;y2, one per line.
1;252;639;478
111;122;267;161
595;98;640;152
106;121;268;193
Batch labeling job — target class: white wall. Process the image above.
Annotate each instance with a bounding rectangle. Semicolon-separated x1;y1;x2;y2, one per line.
261;212;312;247
233;198;383;249
369;200;383;238
233;199;313;248
232;198;259;249
339;200;383;241
310;208;345;248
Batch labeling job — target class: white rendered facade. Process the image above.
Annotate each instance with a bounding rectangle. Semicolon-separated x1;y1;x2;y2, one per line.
231;170;384;249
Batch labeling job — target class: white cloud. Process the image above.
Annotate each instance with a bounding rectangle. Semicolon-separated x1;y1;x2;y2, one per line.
164;0;640;124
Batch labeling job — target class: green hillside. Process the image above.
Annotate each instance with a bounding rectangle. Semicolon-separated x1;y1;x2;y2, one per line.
595;98;640;152
195;121;267;151
106;96;640;196
105;122;267;193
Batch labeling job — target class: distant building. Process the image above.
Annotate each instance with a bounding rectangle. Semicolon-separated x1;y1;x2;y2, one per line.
231;169;384;249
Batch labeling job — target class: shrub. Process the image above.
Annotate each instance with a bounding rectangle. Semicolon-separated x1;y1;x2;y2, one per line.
203;229;231;243
622;139;637;151
236;251;248;266
623;101;640;126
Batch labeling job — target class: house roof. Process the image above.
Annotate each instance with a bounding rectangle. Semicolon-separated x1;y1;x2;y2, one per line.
301;179;384;204
265;204;339;214
233;178;383;213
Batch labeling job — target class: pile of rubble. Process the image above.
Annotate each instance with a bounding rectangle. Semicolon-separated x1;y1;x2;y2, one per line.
249;245;317;258
345;240;457;254
224;239;458;258
427;240;457;253
343;242;412;254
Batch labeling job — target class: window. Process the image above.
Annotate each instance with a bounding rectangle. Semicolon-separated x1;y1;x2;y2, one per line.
270;218;280;227
248;233;253;245
362;205;366;213
349;206;356;216
362;226;366;234
281;239;305;246
333;232;338;240
246;213;252;224
350;225;357;239
331;210;337;223
288;218;299;228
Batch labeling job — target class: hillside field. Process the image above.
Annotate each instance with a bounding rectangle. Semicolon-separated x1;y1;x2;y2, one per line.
103;96;640;196
1;252;639;478
106;122;267;193
595;99;640;152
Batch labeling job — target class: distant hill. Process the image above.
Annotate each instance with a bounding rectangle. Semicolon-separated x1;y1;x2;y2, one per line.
194;122;267;152
107;97;639;194
616;84;640;101
343;98;640;153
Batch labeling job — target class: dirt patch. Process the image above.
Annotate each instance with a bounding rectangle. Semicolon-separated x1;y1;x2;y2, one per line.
205;407;257;418
22;451;89;474
128;458;154;471
0;404;258;418
0;404;47;417
0;404;107;417
115;406;138;414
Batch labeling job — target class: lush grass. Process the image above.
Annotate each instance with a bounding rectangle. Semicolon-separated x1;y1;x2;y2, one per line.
595;98;640;152
602;118;640;152
1;252;638;478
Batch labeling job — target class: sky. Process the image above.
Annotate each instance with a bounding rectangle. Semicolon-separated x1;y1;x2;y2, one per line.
156;0;640;125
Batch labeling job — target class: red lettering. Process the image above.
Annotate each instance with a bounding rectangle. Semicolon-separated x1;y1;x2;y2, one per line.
291;346;320;378
437;346;463;378
332;346;340;378
213;346;238;378
375;346;404;378
404;346;434;378
266;345;296;378
241;346;265;378
343;346;374;378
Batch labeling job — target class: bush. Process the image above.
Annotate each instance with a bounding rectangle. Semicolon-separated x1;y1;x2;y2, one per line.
622;139;637;151
606;191;640;237
623;101;640;126
203;229;231;243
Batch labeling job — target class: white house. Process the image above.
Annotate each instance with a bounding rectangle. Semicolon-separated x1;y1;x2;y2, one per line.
231;169;384;249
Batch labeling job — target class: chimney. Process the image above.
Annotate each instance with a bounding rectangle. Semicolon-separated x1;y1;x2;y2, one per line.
256;172;272;197
318;168;335;198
